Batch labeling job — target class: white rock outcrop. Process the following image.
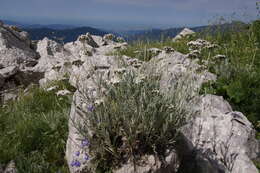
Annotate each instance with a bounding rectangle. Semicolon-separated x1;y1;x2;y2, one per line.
0;23;43;103
66;38;258;173
173;28;195;42
180;95;259;173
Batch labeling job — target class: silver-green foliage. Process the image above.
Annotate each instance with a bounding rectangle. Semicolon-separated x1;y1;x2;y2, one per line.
77;71;198;172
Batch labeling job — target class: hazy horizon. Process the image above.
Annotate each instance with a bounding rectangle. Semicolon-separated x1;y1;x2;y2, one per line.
1;0;259;30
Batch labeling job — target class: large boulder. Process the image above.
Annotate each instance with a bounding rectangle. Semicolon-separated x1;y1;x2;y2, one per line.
34;37;77;85
179;95;259;173
0;23;44;103
0;25;38;68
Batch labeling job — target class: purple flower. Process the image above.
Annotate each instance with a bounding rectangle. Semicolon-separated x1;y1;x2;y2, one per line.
81;139;90;147
74;151;80;157
87;105;94;112
84;154;90;161
70;160;81;167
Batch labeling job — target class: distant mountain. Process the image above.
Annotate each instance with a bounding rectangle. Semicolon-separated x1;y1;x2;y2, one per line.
2;20;78;30
122;22;248;41
2;19;247;43
121;26;209;41
24;27;108;43
24;24;77;30
2;20;27;28
1;20;108;43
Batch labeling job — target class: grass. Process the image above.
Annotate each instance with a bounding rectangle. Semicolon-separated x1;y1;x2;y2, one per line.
0;80;75;173
110;37;193;61
199;21;260;131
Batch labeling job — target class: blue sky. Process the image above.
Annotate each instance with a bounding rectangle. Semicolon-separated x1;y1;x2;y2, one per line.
0;0;258;29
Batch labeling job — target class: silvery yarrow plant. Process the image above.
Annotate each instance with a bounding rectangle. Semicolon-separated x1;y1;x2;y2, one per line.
75;70;199;172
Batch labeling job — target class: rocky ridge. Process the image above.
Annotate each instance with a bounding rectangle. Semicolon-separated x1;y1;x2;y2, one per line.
0;23;259;173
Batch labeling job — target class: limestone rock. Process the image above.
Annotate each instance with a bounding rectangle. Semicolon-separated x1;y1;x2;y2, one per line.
34;38;77;85
0;25;39;68
0;66;18;78
3;161;17;173
0;24;44;102
180;95;259;173
78;33;99;48
114;154;179;173
173;28;195;42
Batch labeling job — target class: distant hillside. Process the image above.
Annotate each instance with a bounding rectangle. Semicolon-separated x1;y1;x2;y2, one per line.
25;27;108;43
2;20;26;28
2;19;247;43
2;20;78;30
24;24;77;30
121;26;209;41
122;22;248;41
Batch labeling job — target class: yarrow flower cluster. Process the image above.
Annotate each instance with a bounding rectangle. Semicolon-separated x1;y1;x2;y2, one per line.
70;138;90;168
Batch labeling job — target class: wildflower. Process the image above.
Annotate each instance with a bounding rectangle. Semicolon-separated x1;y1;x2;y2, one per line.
70;160;81;167
87;105;94;112
81;139;90;147
84;154;90;161
75;151;80;157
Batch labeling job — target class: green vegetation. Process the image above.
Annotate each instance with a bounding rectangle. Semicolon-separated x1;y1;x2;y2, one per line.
200;21;260;132
0;80;75;173
77;71;198;172
111;37;192;61
115;21;260;134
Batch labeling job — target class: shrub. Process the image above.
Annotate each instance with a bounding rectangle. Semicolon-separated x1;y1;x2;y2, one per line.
0;80;74;173
76;71;198;172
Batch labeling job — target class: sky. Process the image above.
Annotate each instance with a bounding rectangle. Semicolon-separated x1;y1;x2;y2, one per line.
0;0;259;30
